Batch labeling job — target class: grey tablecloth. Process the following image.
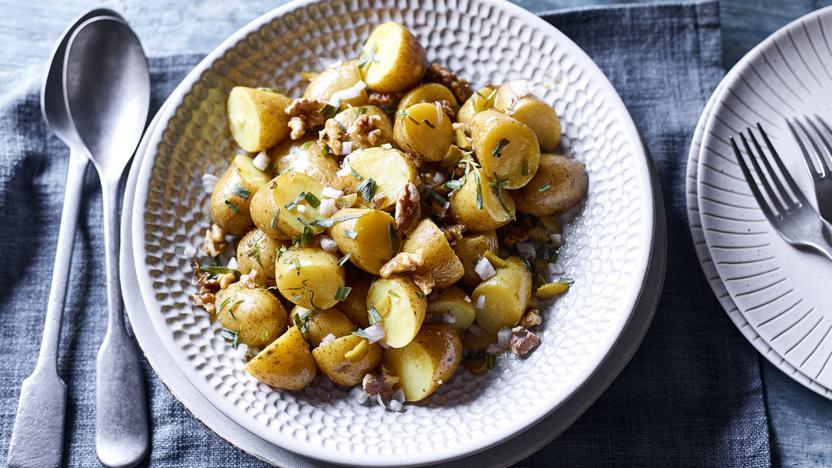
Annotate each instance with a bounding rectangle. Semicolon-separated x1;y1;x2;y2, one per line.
0;1;771;466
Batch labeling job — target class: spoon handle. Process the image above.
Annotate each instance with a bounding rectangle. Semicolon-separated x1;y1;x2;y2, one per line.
7;150;87;468
95;178;149;468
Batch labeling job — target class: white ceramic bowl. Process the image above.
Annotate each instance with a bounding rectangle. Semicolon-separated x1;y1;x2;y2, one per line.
131;0;654;464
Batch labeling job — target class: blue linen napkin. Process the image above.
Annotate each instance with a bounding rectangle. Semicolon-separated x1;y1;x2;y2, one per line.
0;1;770;466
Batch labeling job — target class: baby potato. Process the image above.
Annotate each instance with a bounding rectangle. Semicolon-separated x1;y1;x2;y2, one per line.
249;178;287;240
381;219;463;289
275;247;345;310
210;154;272;236
339;270;373;328
269;137;343;188
457;87;496;129
449;170;516;232
303;60;368;109
394;102;454;163
367;276;427;348
427;286;476;331
269;171;326;239
397;83;459;113
359;22;428;93
333;106;395;148
514;154;588;216
494;86;561;152
290;306;354;347
327;208;399;275
453;230;499;287
471;110;541;189
313;334;383;387
215;283;288;348
382;323;462;401
227;86;292;152
343;147;418;211
471;257;532;334
245;326;316;391
236;228;285;285
461;329;496;353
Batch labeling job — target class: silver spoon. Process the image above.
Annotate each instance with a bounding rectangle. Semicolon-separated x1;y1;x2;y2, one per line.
6;9;123;468
63;16;150;468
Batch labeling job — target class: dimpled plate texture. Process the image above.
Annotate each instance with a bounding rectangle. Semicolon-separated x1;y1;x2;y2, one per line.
131;0;654;464
696;7;832;398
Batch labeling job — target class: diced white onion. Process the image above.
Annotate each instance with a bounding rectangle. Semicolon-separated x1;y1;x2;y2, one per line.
322;186;344;199
252;151;271;171
432;172;446;185
486;343;504;354
297;307;313;320
201;173;219;194
444;314;457;324
320;333;336;345
443;201;450;210
475;257;497;281
336;163;352;177
388;399;403;412
182;245;197;258
516;242;536;259
319;199;336;217
547;263;565;275
475;295;486;310
319;236;338;253
550;233;562;246
226;257;238;270
381;143;393;149
353;386;369;404
464;294;472;303
296;205;307;214
497;327;513;347
341;141;354;155
325;59;343;69
435;101;444;126
508;79;532;98
329;80;367;105
234;343;249;359
363;323;385;344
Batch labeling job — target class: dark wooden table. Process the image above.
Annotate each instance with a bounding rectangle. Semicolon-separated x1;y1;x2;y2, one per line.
1;0;830;465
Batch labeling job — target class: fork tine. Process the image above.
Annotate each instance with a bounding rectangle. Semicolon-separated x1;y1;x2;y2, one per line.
796;117;832;176
756;123;810;206
736;133;783;217
807;115;832;173
746;127;790;212
787;118;823;178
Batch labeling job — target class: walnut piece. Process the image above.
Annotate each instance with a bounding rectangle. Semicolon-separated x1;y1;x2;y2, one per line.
425;63;473;102
518;309;543;328
442;224;465;244
437;100;456;119
285;98;326;140
352;114;384;146
204;224;226;257
367;91;399;110
319;118;346;156
394;183;421;234
412;272;435;295
190;292;216;314
362;367;400;397
500;224;530;247
379;251;424;278
509;326;540;356
191;260;221;313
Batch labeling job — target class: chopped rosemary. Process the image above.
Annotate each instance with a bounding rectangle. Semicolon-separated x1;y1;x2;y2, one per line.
292;256;302;275
491;138;510;158
338;252;353;266
270;209;280;230
559;276;575;285
538;183;551;192
200;266;241;279
232;186;251;200
309;214;362;228
352;328;372;340
249;237;263;267
303;192;321;208
356;177;377;202
387;224;399;252
220;328;240;349
368;306;382;324
422;119;436;129
354;107;367;117
337;121;348;133
490;172;511;214
322;103;339;119
350;166;363;180
334;286;352;302
485;353;496;369
387;290;400;298
473;170;484;210
224;200;239;213
300;140;314;151
358;42;378;69
444;179;465;191
407;115;420;125
284;192;307;210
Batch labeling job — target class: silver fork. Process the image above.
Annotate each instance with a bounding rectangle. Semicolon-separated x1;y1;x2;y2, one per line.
730;123;832;261
787;114;832;223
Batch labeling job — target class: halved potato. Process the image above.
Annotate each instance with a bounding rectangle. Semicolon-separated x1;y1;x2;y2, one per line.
227;86;292;152
494;85;561;152
453;230;499;287
397;83;459;113
327;208;399;275
427;286;476;331
382;324;462;401
457;87;495;129
303;60;368;109
313;334;383;387
275;247;345;310
358;22;428;93
342;147;418;211
394;102;454;163
367;276;427;348
471;256;532;334
215;283;288;348
269;137;343;188
210;154;271;235
290;306;354;347
449;169;515;232
269;171;326;239
245;326;316;391
471;110;541;189
236;228;285;285
514;154;588;216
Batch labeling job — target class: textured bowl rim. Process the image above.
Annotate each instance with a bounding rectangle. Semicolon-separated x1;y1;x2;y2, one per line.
131;0;655;464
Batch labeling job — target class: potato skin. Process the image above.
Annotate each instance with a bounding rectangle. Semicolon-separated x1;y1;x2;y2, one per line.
236;228;284;285
449;170;515;232
270;171;326;239
471;257;532;334
399;219;463;289
359;22;427;93
494;86;561;152
328;208;399;275
397;83;459;113
227;86;292;152
457;87;495;129
382;323;462;401
427;286;475;331
275;247;345;310
245;326;316;391
343;147;418;211
471;110;541;189
394;102;454;163
339;270;373;328
210;154;270;236
215;283;288;348
291;306;354;347
367;276;427;348
249;178;287;240
269;137;343;188
303;60;368;109
453;230;499;287
313;334;382;387
514;154;588;216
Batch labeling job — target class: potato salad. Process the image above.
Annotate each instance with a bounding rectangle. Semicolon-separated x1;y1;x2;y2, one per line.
191;22;588;407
